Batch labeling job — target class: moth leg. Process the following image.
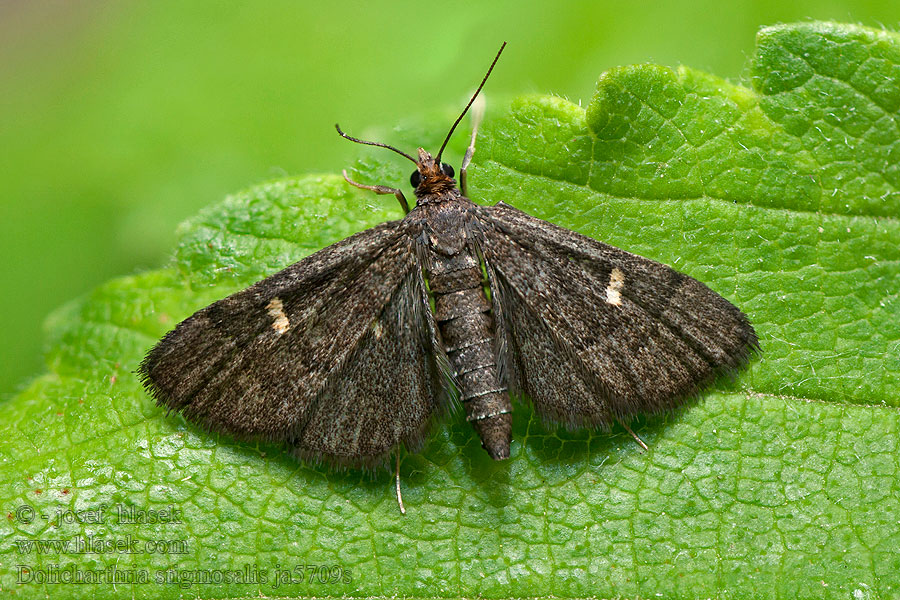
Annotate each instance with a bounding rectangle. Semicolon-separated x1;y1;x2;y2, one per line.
460;95;485;197
618;418;649;452
342;169;410;215
395;452;406;515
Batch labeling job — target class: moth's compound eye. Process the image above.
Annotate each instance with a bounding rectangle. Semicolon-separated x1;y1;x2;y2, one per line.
441;163;455;177
410;170;422;188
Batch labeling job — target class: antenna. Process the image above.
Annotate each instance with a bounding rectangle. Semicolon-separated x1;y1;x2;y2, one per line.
335;123;417;164
435;42;506;162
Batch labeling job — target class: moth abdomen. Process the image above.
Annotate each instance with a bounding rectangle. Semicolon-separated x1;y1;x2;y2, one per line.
428;249;512;460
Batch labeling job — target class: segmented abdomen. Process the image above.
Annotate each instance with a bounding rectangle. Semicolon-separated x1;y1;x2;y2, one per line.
428;248;512;459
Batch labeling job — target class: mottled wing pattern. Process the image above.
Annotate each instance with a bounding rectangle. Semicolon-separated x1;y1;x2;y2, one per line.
139;220;451;468
292;266;455;467
476;202;757;428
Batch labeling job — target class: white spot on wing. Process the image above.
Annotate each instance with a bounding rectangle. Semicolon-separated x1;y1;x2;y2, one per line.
266;297;290;334
606;267;624;306
373;321;384;339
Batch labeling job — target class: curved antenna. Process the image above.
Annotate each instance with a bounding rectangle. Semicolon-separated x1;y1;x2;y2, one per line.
335;123;417;164
435;41;506;162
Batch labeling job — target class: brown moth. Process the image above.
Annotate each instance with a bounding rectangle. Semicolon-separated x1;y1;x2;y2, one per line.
139;43;758;512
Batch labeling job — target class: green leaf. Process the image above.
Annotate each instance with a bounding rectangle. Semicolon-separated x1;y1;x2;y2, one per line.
3;21;899;599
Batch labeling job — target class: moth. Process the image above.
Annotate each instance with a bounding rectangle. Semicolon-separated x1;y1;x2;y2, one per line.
139;43;757;512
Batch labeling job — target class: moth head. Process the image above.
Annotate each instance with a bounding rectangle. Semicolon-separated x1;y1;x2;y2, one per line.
410;148;456;196
334;43;505;203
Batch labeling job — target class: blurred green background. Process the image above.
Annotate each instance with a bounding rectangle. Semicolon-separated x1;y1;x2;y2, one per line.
2;0;898;397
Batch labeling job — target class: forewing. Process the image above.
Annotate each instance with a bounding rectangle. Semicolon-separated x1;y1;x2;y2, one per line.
476;202;757;428
139;220;451;467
